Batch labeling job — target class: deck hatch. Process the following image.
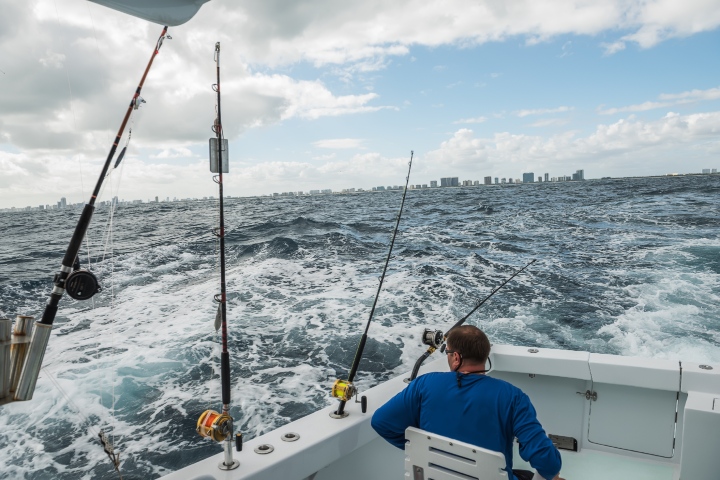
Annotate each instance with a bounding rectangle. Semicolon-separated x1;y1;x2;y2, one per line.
588;383;676;457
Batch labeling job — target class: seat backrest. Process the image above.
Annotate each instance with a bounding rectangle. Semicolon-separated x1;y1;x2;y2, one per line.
405;427;509;480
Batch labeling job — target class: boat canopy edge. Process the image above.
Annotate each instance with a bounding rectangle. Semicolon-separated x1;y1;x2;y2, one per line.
88;0;210;26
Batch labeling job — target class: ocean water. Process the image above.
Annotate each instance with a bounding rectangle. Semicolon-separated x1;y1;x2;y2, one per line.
1;175;719;479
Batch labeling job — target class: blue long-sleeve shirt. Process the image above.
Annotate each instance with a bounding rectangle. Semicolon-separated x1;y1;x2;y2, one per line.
371;372;561;480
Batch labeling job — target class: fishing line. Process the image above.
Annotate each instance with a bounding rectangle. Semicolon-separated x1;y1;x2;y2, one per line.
52;0;95;276
408;258;538;381
42;366;100;436
43;364;123;479
330;151;414;417
86;0;119;156
23;25;170;476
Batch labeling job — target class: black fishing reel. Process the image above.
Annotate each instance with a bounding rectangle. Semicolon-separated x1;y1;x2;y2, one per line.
421;328;444;349
65;269;101;301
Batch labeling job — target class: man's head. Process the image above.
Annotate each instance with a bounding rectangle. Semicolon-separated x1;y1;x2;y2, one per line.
445;325;491;372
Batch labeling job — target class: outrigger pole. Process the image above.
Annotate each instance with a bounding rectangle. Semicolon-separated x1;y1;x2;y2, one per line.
3;26;170;405
195;42;240;471
330;152;414;418
407;258;537;381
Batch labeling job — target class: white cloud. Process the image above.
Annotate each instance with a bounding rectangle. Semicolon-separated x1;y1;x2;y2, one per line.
559;40;573;58
312;153;336;161
529;118;569;128
150;147;194;159
2;0;719;207
175;0;720;68
601;40;627;55
3;111;718;206
608;0;720;52
516;106;573;117
598;86;720;115
660;87;720;102
38;50;66;69
219;152;413;194
453;116;488;124
313;138;364;149
424;111;720;176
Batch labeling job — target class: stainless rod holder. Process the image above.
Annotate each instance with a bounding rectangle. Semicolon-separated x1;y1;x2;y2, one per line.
15;322;52;401
9;315;34;394
219;434;239;470
0;318;11;401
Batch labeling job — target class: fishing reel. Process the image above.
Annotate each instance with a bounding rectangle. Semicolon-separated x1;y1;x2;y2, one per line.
64;270;101;301
331;379;356;402
421;328;444;349
330;379;367;418
197;410;233;443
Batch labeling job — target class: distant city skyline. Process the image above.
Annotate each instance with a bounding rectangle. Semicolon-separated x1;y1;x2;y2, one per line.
5;169;717;213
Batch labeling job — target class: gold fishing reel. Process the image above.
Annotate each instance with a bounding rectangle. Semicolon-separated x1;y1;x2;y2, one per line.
197;410;233;442
331;379;357;402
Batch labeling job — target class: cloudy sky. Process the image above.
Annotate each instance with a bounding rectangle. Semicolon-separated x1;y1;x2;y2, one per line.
1;0;719;208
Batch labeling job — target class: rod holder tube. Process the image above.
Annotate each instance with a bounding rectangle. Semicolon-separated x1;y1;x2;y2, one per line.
218;434;239;470
14;322;52;401
9;316;34;393
223;436;234;466
0;318;11;400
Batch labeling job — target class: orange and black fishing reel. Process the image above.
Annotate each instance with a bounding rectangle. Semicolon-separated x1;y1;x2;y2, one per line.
197;410;233;443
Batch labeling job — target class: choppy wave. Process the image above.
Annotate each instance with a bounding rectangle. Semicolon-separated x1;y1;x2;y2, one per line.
0;175;719;479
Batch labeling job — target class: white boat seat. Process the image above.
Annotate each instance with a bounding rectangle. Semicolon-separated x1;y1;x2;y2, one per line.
405;427;510;479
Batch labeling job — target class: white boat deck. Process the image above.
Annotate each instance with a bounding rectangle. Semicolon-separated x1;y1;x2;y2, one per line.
164;345;720;480
312;435;680;480
513;444;677;480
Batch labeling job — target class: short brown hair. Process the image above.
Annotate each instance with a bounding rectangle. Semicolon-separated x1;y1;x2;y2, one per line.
446;325;491;364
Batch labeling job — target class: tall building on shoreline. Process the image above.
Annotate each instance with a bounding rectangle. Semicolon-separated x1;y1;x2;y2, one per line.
440;177;459;187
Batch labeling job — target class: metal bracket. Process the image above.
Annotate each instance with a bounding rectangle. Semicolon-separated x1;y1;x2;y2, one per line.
577;390;598;401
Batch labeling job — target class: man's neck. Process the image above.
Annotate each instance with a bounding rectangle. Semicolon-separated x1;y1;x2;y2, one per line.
457;365;486;375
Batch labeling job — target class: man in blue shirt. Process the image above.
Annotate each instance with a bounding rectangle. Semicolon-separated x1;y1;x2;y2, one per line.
371;326;563;480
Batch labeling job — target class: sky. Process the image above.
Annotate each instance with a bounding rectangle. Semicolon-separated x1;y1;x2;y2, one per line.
1;0;719;208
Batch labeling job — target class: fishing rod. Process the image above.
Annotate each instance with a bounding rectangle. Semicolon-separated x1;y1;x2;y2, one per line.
407;258;537;381
330;151;414;418
6;26;170;405
195;42;240;471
